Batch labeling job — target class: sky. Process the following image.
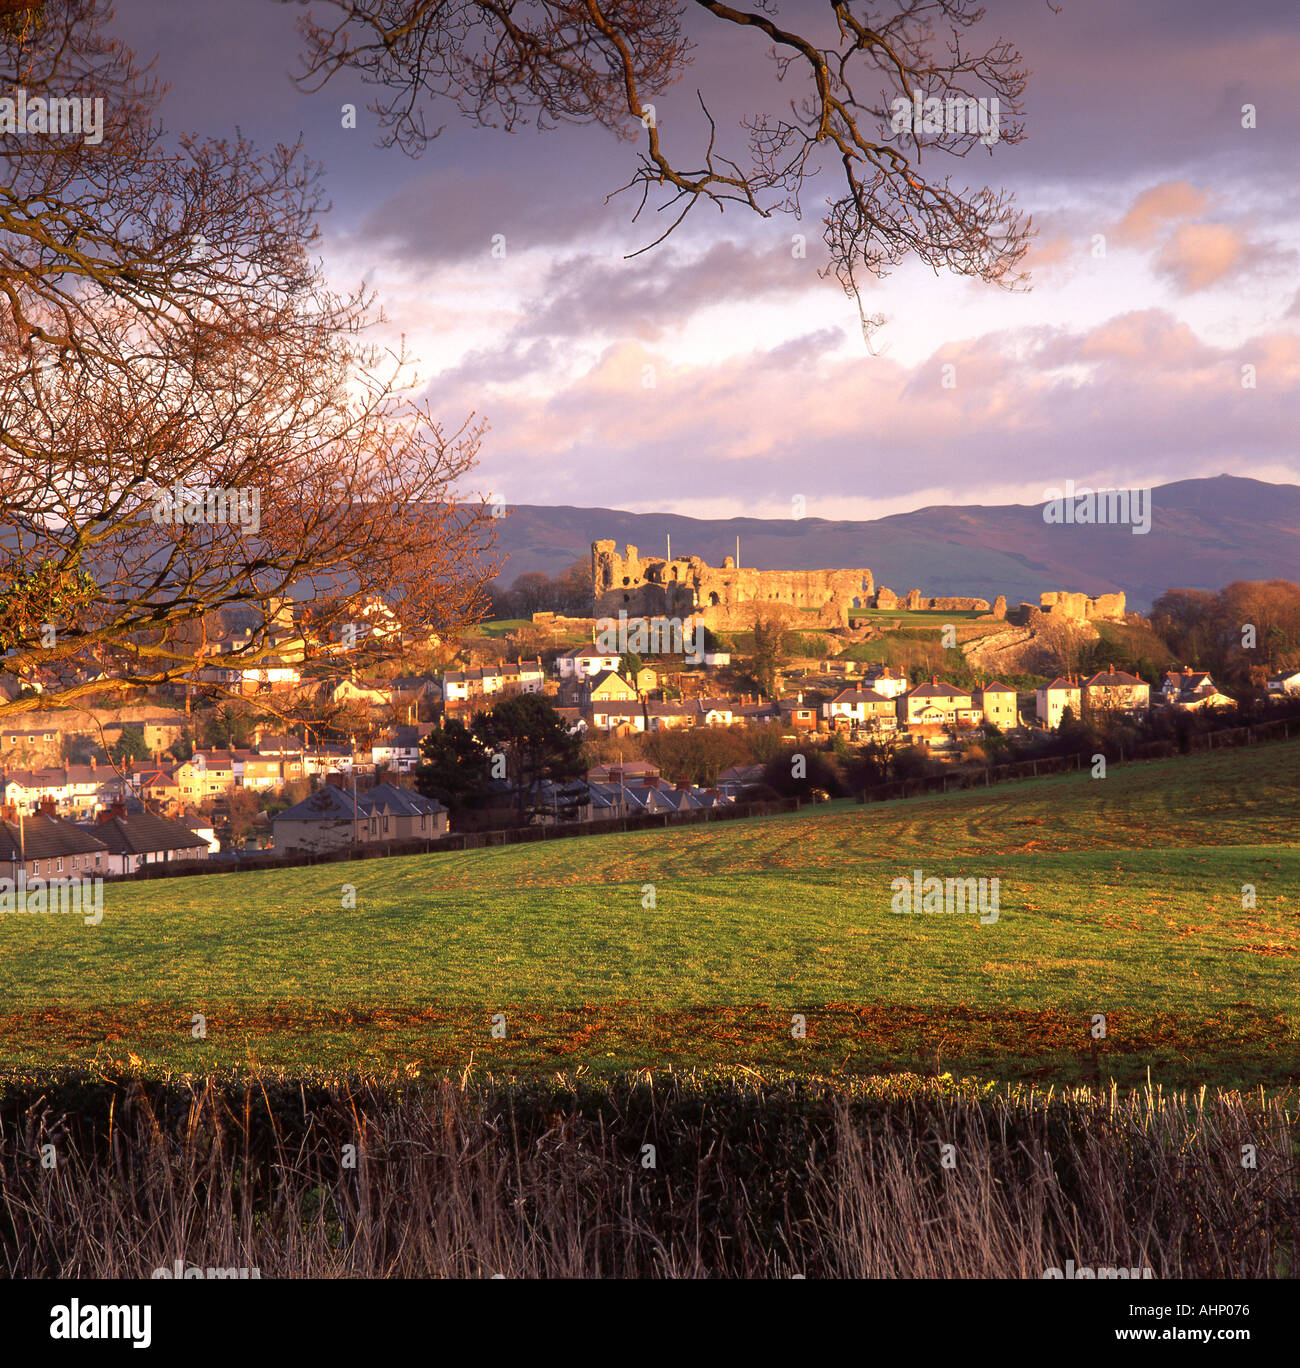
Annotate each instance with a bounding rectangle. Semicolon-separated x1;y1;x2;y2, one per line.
112;0;1300;521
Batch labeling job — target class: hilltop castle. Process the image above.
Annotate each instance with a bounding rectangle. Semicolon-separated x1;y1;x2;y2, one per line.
591;541;874;631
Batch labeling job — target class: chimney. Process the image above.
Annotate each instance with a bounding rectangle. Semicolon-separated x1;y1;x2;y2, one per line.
675;778;690;791
38;796;56;817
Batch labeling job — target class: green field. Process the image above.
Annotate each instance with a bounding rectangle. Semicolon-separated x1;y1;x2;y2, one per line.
847;608;987;626
2;742;1298;1084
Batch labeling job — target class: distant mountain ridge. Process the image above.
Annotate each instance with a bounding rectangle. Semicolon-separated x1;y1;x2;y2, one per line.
489;476;1300;612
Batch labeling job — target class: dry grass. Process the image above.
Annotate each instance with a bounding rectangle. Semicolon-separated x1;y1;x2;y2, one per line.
1;1071;1296;1278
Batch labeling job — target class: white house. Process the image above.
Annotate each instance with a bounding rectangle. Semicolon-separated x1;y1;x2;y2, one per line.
1036;676;1082;729
1266;669;1300;697
555;645;622;680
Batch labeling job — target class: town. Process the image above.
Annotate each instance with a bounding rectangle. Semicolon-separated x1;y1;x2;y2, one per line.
2;542;1297;879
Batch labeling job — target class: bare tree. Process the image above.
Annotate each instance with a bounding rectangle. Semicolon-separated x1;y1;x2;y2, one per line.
0;0;498;718
288;0;1032;324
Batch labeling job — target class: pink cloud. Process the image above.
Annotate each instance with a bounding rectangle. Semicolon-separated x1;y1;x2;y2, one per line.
1153;222;1249;292
1113;181;1211;245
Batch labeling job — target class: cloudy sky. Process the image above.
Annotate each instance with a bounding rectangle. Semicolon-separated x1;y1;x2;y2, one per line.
115;0;1300;520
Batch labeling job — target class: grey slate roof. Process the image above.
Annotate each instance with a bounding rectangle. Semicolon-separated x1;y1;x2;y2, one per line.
0;815;109;861
77;813;207;856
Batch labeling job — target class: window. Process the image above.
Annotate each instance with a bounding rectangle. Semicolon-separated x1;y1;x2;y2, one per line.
382;815;390;834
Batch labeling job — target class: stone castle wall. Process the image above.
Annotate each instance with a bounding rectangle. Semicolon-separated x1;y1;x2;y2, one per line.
591;542;874;631
1039;590;1126;621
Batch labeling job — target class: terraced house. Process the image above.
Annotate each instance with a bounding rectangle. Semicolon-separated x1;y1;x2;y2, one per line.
1;763;115;817
77;806;210;874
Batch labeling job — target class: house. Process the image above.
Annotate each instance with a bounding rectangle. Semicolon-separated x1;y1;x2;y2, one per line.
1170;686;1235;713
271;783;365;854
253;733;304;758
1036;676;1082;730
861;665;908;699
303;743;358;778
1;764;108;817
173;750;240;802
78;805;210;875
735;699;781;724
0;808;111;881
631;666;659;693
329;677;392;708
777;697;818;731
824;687;896;729
272;780;447;854
195;637;303;695
555;645;623;680
586;777;722;818
697;698;735;727
357;782;448;841
1082;666;1149;719
590;703;645;733
133;768;182;814
588;761;661;785
390;676;441;716
554;706;588;735
1159;668;1232;712
644;700;696;731
441;658;545;703
898;679;973;728
1160;669;1215;704
585;669;638;704
717;764;766;800
1266;669;1300;697
972;681;1018;731
371;724;435;774
702;651;731;668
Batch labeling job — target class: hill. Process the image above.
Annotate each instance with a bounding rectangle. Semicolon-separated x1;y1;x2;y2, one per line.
490;475;1300;611
2;740;1297;1085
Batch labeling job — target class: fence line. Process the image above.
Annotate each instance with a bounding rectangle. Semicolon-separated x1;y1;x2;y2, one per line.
858;716;1294;805
110;716;1296;882
112;794;808;883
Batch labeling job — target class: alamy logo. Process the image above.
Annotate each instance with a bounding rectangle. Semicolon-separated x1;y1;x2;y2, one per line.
0;872;102;925
595;611;703;665
152;1258;261;1279
890;868;999;924
152;482;261;535
1;88;104;145
1041;481;1151;535
1043;1259;1154;1280
890;93;1000;145
50;1300;151;1348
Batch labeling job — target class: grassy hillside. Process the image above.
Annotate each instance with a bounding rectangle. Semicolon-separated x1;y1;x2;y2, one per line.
2;742;1297;1084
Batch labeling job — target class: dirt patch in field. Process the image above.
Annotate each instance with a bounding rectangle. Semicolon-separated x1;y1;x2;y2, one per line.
1;1000;1296;1086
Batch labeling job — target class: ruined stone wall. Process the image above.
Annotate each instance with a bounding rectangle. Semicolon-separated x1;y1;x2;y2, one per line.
591;541;873;631
878;588;990;612
1039;590;1126;622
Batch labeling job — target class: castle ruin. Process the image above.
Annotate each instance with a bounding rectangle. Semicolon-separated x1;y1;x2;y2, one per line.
591;541;874;631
